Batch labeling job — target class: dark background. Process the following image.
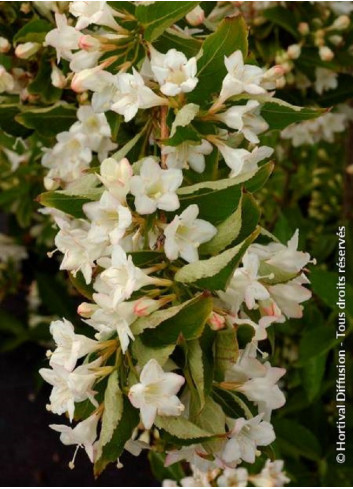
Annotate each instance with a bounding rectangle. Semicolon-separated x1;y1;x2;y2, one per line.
0;344;157;487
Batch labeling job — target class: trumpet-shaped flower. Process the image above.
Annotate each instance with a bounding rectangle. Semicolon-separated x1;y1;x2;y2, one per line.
50;412;100;465
251;459;290;487
69;1;121;30
128;359;185;429
221;415;275;465
162;140;213;173
49;318;99;371
130;157;183;214
93;245;151;308
84;191;132;246
39;359;101;421
164;204;217;263
217;143;273;178
150;47;198;96
45;14;81;62
110;69;166;122
219;50;266;102
216;100;269;144
98;157;133;202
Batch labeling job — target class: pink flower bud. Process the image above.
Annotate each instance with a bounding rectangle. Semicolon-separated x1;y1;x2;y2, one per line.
319;46;334;61
78;35;100;52
133;298;160;317
208;312;226;331
185;6;205;26
77;302;98;318
287;44;301;60
0;37;10;53
298;22;309;35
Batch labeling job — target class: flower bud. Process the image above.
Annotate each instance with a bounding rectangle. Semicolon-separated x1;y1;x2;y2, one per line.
319;46;334;61
51;64;66;89
78;34;101;52
185;5;205;26
77;302;98;318
133;297;160;317
263;65;286;82
276;76;286;89
331;15;350;31
0;37;10;53
15;42;41;59
71;64;108;92
329;35;343;46
314;29;325;47
298;22;309;35
208;311;225;331
287;44;301;60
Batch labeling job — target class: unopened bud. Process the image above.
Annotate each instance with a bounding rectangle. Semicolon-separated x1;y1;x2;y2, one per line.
185;5;205;26
133;297;160;317
77;302;98;318
0;37;10;53
15;42;41;59
331;15;350;31
71;64;108;93
319;46;334;61
276;76;286;89
287;44;301;60
51;64;66;89
78;34;101;51
208;311;226;331
314;29;325;47
298;22;309;35
329;35;343;46
263;65;286;82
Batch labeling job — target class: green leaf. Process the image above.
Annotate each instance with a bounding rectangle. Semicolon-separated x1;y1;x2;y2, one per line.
214;327;239;381
132;337;175;368
273;419;322;461
262;6;299;38
171;103;200;137
36;272;75;321
202;197;242;255
298;325;340;365
14;18;51;44
187;339;206;408
300;353;327;402
149;452;185;483
38;191;93;219
95;371;124;461
140;295;213;348
94;396;139;477
260;100;325;130
136;2;199;41
0;103;30;137
153;29;202;58
128;250;164;268
178;179;242;225
188;15;248;105
175;230;259;290
16;104;77;137
164;125;201;147
112;128;146;161
310;269;353;319
155;415;213;442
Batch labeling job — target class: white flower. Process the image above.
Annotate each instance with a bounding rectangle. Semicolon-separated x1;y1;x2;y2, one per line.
220;50;266;102
93;245;151;308
70;49;101;72
249;230;312;275
84;191;132;245
98;157;133;202
217;143;273;177
217;467;249;487
71;66;114;93
251;459;290;487
85;301;136;352
314;67;338;95
54;218;106;284
218;253;270;314
185;6;205;26
128;359;185;429
49;318;99;371
216;100;269;144
162;139;213;173
130;157;183;214
0;65;14;93
45;13;80;62
39;359;101;421
164;204;217;263
69;1;121;30
221;415;275;465
165;444;217;473
268;274;312;319
150;47;198;96
110;69;167;122
50;412;100;466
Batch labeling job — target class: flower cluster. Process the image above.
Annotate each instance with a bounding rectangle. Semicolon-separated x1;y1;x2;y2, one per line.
2;0;318;483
